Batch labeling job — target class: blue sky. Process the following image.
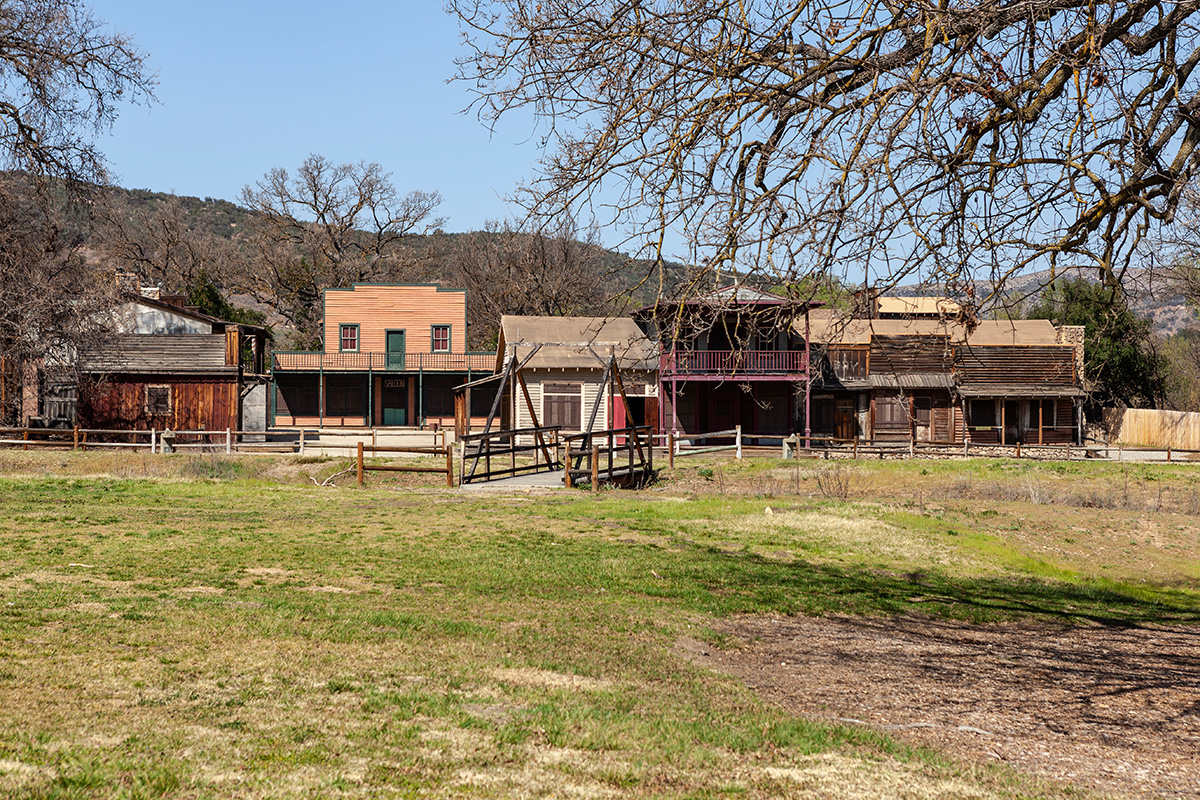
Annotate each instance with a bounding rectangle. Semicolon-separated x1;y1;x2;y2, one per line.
91;1;547;239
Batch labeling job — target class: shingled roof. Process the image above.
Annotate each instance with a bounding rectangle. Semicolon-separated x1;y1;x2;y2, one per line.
497;316;657;371
81;335;237;375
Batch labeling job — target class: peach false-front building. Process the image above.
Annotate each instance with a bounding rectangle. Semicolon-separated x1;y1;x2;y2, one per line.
270;284;493;428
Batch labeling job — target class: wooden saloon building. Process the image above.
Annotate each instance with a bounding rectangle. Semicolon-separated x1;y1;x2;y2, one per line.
807;312;1086;445
270;284;493;428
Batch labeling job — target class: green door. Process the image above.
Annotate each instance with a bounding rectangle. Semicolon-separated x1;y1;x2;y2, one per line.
386;330;406;369
382;378;407;426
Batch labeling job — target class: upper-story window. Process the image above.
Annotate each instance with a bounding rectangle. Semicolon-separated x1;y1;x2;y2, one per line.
339;324;359;352
431;325;451;353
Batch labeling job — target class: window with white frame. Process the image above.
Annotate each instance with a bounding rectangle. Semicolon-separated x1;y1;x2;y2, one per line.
339;324;359;352
431;325;451;353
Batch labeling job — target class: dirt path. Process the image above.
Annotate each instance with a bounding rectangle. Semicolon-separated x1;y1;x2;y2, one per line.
680;615;1200;799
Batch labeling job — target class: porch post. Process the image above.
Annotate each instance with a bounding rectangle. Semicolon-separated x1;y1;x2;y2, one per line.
671;377;680;434
804;309;812;447
367;364;373;427
318;365;324;427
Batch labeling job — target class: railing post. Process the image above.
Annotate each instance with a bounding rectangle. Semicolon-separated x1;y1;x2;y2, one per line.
591;444;600;492
357;442;364;486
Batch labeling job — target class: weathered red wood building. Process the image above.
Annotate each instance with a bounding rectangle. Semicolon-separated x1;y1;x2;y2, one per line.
76;293;269;432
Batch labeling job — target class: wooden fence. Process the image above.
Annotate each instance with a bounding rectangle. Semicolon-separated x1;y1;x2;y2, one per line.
563;425;653;490
356;442;454;487
664;427;743;468
0;426;302;453
459;425;562;485
1106;408;1200;451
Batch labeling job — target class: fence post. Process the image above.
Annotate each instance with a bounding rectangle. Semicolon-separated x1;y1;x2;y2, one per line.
23;427;29;451
591;444;600;492
628;430;635;480
459;440;466;487
1065;443;1071;461
1015;441;1021;459
1167;446;1172;463
445;446;453;488
853;438;858;460
299;429;306;455
668;432;675;470
645;429;653;477
357;441;364;487
735;425;742;459
226;428;232;454
151;429;157;454
73;426;79;451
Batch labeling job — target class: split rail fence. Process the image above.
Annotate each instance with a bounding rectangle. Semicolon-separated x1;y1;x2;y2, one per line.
356;442;454;487
0;426;301;453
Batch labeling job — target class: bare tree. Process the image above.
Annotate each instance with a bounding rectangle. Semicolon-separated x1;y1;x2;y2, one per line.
0;0;152;423
0;176;118;423
0;0;153;184
452;215;614;348
450;0;1200;310
94;195;242;295
238;154;444;347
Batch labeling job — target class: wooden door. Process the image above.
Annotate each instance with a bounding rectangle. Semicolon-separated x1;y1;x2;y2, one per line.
834;398;856;440
386;330;406;370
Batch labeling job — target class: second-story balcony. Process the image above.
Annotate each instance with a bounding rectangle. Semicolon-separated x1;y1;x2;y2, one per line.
659;349;810;380
272;350;495;373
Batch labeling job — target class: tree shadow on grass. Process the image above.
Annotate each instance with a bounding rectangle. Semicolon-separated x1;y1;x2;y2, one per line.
666;545;1200;628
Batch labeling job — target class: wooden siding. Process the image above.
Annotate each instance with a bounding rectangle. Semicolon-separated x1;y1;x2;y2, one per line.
322;285;467;355
955;345;1076;389
79;376;240;431
869;335;953;376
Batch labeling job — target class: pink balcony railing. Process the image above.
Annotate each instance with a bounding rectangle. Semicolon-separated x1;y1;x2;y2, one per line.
272;351;495;372
659;349;809;376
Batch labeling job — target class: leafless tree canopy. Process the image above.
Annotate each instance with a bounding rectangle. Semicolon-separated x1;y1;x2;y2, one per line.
452;216;613;347
0;176;117;421
0;0;153;184
95;196;241;294
238;154;444;347
451;0;1200;308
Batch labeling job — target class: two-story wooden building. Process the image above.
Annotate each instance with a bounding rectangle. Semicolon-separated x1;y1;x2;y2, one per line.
807;311;1085;444
270;284;493;428
636;285;819;441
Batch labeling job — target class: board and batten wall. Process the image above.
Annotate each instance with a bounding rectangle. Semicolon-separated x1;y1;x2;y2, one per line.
322;285;467;354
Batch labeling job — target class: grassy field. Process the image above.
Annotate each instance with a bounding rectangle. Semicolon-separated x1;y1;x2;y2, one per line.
1;450;1198;798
